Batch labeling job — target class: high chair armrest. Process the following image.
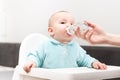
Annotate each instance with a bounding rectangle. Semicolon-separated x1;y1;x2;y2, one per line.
16;65;120;80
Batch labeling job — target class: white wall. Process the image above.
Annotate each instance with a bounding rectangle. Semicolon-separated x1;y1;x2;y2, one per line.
0;0;6;41
1;0;120;45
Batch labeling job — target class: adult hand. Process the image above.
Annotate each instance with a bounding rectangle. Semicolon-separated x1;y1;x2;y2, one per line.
75;21;108;44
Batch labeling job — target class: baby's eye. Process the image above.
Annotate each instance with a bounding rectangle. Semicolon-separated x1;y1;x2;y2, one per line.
61;22;65;24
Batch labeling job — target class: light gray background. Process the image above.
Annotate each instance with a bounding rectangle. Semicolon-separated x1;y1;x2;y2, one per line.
0;0;120;45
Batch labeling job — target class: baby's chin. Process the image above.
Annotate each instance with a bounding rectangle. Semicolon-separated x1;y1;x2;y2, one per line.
65;37;74;42
67;34;75;39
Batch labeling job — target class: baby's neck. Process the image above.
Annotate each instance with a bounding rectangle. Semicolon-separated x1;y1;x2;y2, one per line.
51;36;71;44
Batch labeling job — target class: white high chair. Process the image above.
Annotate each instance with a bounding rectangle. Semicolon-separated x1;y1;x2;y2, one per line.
12;33;120;80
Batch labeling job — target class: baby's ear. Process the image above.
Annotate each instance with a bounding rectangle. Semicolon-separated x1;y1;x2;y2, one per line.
48;27;54;36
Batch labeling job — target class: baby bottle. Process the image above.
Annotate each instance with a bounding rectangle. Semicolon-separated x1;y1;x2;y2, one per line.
66;22;89;35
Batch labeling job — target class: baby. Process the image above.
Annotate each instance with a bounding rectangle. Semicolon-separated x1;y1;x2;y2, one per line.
23;11;107;73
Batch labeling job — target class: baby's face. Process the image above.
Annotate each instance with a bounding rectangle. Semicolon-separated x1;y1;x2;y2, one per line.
49;12;75;43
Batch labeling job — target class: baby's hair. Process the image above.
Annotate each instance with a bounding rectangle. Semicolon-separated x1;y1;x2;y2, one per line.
48;10;70;27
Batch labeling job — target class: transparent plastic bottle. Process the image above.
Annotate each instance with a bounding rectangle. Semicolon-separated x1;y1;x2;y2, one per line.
66;22;89;35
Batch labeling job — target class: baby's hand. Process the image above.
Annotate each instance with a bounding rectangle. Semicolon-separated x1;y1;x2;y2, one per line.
92;61;107;70
23;61;36;73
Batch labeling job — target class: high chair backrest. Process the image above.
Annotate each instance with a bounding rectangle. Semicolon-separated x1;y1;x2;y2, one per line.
18;33;48;66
